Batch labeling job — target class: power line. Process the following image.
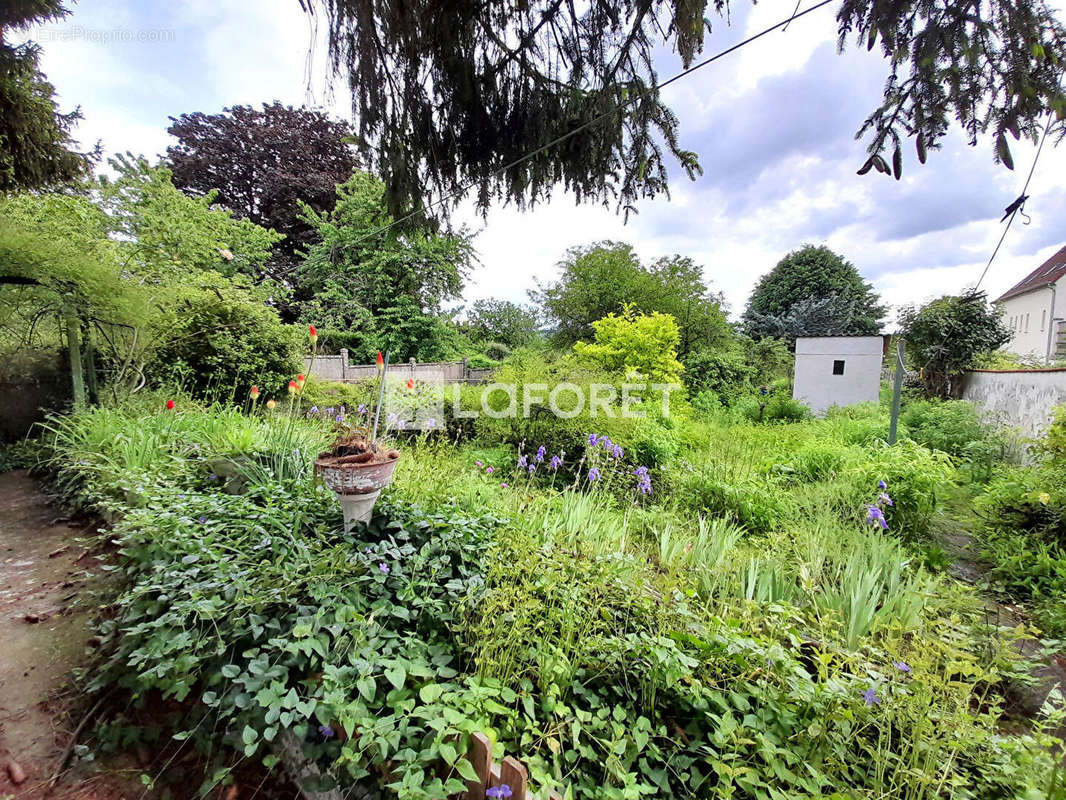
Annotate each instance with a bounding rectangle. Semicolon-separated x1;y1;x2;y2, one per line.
348;0;836;245
974;113;1054;291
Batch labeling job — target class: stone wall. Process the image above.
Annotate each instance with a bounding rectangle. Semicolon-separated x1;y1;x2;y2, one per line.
962;368;1066;439
304;350;494;384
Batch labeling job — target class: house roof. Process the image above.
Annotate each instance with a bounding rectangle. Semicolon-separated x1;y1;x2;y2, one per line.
994;243;1066;303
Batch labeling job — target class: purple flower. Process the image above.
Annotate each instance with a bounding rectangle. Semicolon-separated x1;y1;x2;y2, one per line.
878;479;888;490
487;786;513;799
339;406;346;415
207;474;218;482
878;492;894;507
198;516;208;524
379;563;390;574
535;445;546;462
517;455;528;468
611;444;623;459
475;460;484;468
309;405;320;415
486;466;494;474
528;464;536;474
588;433;599;446
550;455;562;470
326;407;335;415
588;467;601;482
335;414;345;423
357;404;367;414
426;418;437;428
599;436;613;450
387;412;398;426
861;687;880;706
865;504;888;530
500;482;508;488
893;661;912;674
318;724;335;739
633;466;652;495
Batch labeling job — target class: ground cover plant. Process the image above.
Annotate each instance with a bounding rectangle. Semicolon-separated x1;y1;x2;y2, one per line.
37;382;1066;800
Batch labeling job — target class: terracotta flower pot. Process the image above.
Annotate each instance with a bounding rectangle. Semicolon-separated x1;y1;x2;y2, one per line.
315;453;400;528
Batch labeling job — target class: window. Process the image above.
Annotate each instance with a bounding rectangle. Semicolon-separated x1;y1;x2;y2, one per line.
832;359;845;375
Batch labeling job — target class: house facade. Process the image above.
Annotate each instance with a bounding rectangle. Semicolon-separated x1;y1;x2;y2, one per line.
793;336;885;415
994;243;1066;361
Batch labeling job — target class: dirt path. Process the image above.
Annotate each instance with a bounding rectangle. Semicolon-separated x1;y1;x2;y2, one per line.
0;470;141;800
935;510;1066;734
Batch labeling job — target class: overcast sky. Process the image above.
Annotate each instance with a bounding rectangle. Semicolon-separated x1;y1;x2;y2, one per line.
18;0;1066;322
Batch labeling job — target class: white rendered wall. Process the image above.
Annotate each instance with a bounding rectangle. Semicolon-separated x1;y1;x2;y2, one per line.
793;336;884;415
997;281;1060;359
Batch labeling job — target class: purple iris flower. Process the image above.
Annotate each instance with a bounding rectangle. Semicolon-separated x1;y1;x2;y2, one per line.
588;433;599;446
487;786;513;799
611;444;623;459
357;404;367;414
865;504;888;530
198;516;208;524
517;455;528;468
550;455;562;470
535;445;546;462
878;492;894;507
528;464;536;474
588;467;601;481
893;661;912;674
318;724;335;739
878;479;888;490
335;415;344;423
861;687;880;706
309;405;320;415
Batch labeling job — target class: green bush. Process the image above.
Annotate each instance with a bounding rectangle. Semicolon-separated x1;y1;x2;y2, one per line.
675;472;782;533
738;392;811;424
901;399;1000;459
149;292;302;404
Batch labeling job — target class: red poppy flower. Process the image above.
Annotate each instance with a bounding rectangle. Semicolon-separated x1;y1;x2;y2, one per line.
165;399;175;410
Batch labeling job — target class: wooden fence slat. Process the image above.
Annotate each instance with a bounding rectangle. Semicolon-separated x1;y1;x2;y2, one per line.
499;757;528;799
466;733;493;800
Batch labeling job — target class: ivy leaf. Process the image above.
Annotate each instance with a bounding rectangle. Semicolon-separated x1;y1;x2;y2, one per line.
419;684;444;704
357;677;377;701
385;665;407;690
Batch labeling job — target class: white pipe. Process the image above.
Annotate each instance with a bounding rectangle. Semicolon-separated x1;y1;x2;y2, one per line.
1047;282;1058;362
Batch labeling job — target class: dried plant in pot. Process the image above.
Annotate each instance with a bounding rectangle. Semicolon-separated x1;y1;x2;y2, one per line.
316;431;401;529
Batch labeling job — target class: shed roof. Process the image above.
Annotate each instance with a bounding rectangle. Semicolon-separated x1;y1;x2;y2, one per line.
995;243;1066;303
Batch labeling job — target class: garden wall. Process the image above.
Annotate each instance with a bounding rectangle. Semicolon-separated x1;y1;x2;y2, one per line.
305;350;494;384
962;368;1066;439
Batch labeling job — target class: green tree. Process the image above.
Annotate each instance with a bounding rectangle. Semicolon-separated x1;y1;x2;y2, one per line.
298;172;475;360
898;290;1011;399
532;242;729;354
1;2;93;191
465;298;539;348
742;245;885;340
301;0;1066;217
574;306;683;383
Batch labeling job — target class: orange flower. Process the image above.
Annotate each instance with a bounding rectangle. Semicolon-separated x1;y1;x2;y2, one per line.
376;351;384;370
407;378;415;390
249;385;260;400
165;399;175;410
288;380;298;394
309;324;318;344
266;399;276;409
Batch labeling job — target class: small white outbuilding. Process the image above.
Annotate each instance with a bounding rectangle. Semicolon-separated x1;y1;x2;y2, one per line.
792;336;885;415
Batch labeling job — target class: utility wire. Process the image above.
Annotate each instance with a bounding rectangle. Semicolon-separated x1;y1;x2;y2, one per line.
348;0;836;245
975;113;1055;290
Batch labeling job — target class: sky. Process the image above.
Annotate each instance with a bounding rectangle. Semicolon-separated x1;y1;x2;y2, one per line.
17;0;1066;323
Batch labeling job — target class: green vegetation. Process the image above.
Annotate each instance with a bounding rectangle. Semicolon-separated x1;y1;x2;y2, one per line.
27;376;1065;799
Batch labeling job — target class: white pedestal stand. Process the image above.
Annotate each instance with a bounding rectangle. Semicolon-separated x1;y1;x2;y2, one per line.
337;490;382;530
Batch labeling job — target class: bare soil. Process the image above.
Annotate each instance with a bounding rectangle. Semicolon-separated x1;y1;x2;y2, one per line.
0;470;142;800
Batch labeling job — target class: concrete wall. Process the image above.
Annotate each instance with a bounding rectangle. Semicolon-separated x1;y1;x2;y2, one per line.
996;279;1062;359
793;336;884;415
304;350;494;384
963;368;1066;439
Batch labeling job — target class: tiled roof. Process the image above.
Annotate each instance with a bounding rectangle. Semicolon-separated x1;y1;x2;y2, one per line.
995;243;1066;303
